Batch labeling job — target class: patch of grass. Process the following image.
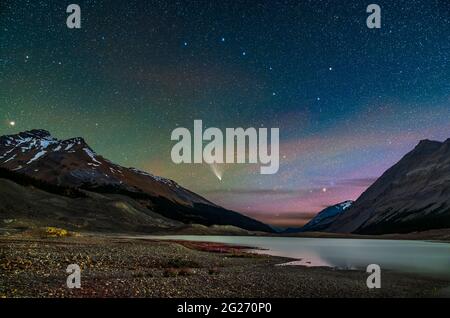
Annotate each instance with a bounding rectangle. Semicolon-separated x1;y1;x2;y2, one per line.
163;268;179;277
208;267;220;275
1;257;33;271
132;270;153;278
165;258;200;269
45;227;68;237
178;268;195;276
163;267;195;277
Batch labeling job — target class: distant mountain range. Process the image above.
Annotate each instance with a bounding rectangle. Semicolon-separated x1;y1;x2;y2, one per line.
283;201;354;233
0;129;273;233
1;130;449;235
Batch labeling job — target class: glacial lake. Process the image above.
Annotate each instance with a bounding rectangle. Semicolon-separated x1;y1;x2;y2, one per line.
139;235;450;279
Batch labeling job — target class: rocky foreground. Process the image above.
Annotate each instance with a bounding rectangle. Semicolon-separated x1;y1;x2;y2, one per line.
0;234;448;298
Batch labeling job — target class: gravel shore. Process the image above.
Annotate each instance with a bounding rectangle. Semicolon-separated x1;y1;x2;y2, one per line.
1;234;448;298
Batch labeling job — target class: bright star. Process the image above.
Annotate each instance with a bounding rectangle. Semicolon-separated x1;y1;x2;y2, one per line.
9;121;15;127
322;187;327;193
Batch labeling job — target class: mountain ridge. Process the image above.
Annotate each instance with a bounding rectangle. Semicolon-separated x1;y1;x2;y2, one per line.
326;138;450;234
281;201;353;233
0;129;273;233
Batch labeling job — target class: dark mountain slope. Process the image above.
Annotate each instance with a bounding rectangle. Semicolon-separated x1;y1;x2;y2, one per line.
327;139;450;234
0;129;273;232
0;176;180;233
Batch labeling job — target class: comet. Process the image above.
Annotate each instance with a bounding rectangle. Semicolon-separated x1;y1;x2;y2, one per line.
209;163;223;181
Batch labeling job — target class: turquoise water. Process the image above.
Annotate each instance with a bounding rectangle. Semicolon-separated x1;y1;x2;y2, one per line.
141;235;450;279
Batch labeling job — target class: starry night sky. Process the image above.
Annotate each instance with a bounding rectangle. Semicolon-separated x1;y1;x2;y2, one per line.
1;0;450;227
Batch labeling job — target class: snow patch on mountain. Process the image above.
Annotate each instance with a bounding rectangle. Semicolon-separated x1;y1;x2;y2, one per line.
83;148;102;165
27;150;47;164
65;143;74;151
3;154;16;163
130;167;179;187
0;148;15;160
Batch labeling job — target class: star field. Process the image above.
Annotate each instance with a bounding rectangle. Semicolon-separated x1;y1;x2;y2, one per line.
1;0;449;226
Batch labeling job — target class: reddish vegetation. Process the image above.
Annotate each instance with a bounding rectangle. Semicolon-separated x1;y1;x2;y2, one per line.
170;240;253;254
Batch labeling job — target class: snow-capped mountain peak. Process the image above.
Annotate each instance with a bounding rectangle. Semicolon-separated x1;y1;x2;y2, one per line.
0;129;195;203
297;200;354;232
0;129;274;233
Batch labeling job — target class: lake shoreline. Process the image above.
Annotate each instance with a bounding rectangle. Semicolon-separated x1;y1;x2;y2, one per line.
3;225;450;243
117;224;450;243
1;233;449;298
